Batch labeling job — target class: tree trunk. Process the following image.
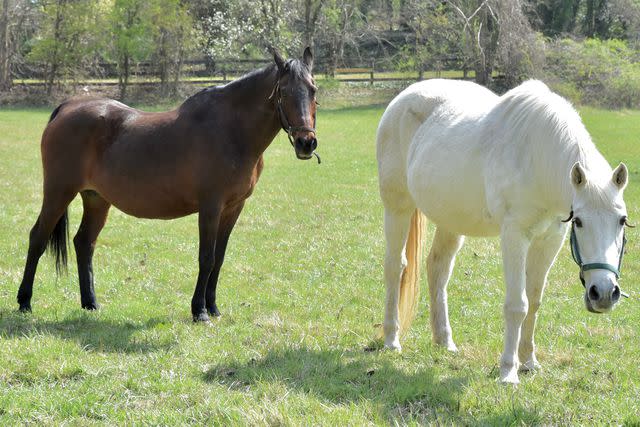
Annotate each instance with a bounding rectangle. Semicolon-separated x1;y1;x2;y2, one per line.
158;29;169;97
118;53;130;100
0;0;11;90
303;0;323;49
46;0;65;96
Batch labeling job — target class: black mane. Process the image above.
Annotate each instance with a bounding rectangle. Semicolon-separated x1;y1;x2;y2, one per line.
178;58;311;114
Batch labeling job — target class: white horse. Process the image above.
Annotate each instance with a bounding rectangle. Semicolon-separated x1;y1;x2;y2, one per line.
377;79;630;384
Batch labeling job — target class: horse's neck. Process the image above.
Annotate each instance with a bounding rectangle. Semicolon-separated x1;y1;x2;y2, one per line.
225;66;282;157
184;67;282;159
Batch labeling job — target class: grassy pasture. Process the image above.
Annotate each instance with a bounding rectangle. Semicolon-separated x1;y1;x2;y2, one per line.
0;101;639;425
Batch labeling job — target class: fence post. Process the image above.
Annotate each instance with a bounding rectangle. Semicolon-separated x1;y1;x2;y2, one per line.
370;59;374;85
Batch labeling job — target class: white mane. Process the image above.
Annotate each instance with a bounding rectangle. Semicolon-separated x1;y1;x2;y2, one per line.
486;80;614;209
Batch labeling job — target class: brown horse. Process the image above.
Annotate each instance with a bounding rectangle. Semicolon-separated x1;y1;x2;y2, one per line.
17;48;318;322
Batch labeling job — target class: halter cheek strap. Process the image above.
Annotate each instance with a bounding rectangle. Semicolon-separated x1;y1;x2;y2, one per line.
568;219;629;298
270;79;320;163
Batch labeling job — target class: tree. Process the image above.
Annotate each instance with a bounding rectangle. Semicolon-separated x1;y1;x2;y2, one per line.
302;0;325;49
448;0;499;85
448;0;538;87
0;0;10;89
322;0;363;76
528;0;581;37
110;0;152;100
400;0;459;79
0;0;39;90
28;0;107;95
147;0;195;96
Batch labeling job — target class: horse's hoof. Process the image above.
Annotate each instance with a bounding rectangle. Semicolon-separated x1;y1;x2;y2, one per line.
499;367;520;385
434;338;458;352
193;312;210;323
207;306;221;317
384;342;402;352
519;358;541;372
82;303;99;311
18;304;32;313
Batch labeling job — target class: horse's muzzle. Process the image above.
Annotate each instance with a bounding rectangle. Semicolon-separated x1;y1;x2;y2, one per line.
294;136;318;160
584;281;621;313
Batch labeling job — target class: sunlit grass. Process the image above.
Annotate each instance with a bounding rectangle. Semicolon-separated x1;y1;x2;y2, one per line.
0;101;638;424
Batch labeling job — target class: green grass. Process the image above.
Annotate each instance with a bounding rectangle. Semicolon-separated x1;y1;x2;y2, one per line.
0;102;639;425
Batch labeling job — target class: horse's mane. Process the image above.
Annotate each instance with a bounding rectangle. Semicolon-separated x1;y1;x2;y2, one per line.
492;80;614;204
178;58;311;114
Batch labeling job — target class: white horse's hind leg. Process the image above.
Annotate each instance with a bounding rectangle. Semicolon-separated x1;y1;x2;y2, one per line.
519;225;566;371
383;207;414;351
427;227;464;351
499;224;531;384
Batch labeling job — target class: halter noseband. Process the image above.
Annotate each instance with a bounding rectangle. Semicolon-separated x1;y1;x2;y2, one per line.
270;77;320;164
565;210;629;298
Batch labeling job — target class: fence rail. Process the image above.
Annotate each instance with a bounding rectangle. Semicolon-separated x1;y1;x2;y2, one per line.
12;57;469;86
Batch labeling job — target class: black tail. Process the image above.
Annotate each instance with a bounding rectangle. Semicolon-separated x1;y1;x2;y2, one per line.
47;209;69;274
48;102;65;123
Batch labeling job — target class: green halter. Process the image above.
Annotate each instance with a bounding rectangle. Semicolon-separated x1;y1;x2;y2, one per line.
568;218;629;298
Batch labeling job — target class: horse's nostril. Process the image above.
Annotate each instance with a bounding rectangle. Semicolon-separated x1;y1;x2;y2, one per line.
588;285;600;301
311;138;317;150
612;285;621;303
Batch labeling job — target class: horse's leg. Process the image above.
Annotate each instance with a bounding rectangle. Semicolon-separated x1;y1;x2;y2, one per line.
519;225;566;371
499;224;531;384
383;207;414;351
427;227;464;351
73;191;111;310
191;203;221;322
17;190;76;312
205;202;245;317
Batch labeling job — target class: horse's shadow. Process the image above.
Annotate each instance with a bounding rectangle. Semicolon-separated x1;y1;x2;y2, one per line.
203;347;540;423
0;309;173;353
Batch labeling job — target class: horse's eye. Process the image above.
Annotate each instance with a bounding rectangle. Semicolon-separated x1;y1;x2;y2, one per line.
622;216;635;228
574;217;583;228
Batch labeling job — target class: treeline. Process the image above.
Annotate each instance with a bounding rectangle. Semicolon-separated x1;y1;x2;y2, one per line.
1;0;639;106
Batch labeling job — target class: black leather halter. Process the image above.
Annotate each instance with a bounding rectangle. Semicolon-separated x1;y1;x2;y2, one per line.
270;77;320;163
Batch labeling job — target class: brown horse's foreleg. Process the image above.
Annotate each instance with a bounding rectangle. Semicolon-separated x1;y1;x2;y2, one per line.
17;191;76;312
205;202;245;317
73;191;111;310
192;204;222;322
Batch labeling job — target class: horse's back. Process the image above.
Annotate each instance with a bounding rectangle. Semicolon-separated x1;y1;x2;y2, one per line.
377;80;497;210
376;79;502;235
40;97;200;217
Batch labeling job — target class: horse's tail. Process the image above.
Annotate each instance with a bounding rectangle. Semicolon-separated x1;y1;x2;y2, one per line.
43;102;70;274
47;209;69;274
398;209;426;335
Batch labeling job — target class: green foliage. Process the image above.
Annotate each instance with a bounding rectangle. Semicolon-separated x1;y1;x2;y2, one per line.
0;104;639;424
27;0;108;89
109;0;153;65
543;37;640;108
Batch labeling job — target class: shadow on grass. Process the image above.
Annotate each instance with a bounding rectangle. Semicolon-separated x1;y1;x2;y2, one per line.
202;347;540;424
0;309;173;353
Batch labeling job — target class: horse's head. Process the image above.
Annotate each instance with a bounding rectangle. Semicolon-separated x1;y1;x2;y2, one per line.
568;162;631;313
272;47;319;161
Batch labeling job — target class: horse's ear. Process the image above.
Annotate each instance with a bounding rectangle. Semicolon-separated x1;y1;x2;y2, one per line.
272;48;286;72
612;162;628;190
571;162;587;189
303;47;313;71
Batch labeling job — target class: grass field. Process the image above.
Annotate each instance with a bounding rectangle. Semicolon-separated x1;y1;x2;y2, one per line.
0;100;639;424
